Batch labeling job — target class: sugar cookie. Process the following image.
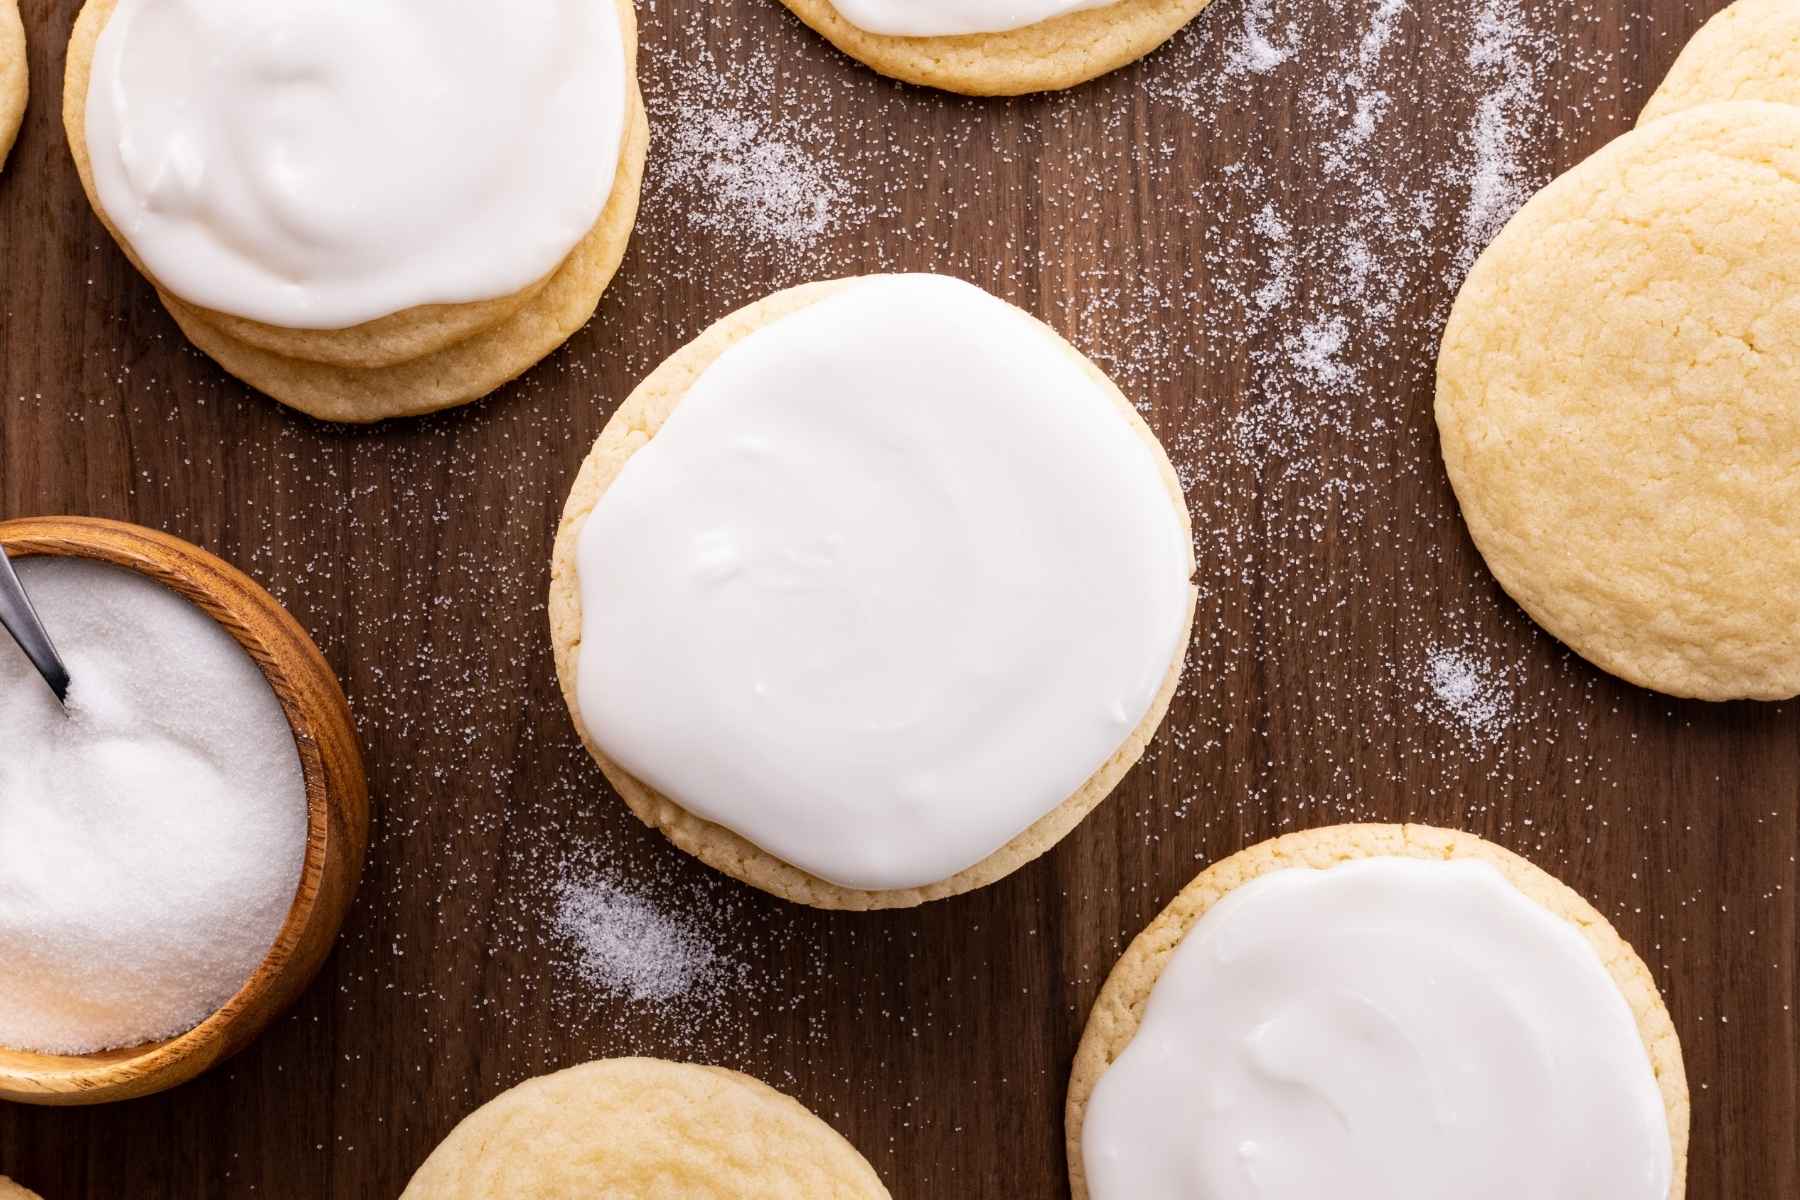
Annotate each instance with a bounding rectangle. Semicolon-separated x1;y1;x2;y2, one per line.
1067;823;1689;1200
64;0;644;419
1641;0;1800;124
401;1058;891;1200
161;101;646;424
550;275;1196;910
775;0;1214;95
0;1177;43;1200
0;0;24;171
1437;101;1800;699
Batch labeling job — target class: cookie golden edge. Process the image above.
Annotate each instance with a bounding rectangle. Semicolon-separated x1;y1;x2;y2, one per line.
161;95;646;424
1064;823;1690;1200
0;0;25;172
400;1058;891;1200
0;1176;44;1200
1639;0;1800;125
549;276;1199;911
63;0;643;388
775;0;1214;96
1436;101;1800;701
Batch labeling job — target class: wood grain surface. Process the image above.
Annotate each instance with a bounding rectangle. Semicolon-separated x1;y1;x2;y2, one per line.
1;0;1795;1197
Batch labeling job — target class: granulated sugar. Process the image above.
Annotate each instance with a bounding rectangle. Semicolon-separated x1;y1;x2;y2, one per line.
1460;0;1557;267
1420;642;1522;746
1224;0;1298;76
1167;0;1571;473
551;866;737;1005
0;557;307;1054
643;42;867;262
532;847;847;1064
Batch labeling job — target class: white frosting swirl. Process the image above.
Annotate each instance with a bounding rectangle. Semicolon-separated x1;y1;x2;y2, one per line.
828;0;1121;37
574;275;1193;892
1082;857;1674;1200
84;0;627;329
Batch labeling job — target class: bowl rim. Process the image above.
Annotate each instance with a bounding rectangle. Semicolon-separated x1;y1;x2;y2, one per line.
0;514;367;1102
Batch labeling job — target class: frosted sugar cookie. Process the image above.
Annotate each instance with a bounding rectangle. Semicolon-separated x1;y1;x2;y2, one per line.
156;114;646;425
1437;101;1800;700
775;0;1214;96
1641;0;1800;124
1068;823;1689;1200
550;274;1197;910
0;0;23;171
0;1177;43;1200
64;0;644;421
401;1059;891;1200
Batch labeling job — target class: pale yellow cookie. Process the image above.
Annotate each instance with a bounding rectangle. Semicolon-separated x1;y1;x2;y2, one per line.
775;0;1214;96
1641;0;1800;124
401;1058;891;1200
1066;823;1690;1200
0;0;25;172
155;264;554;374
63;0;645;402
548;277;1197;910
163;96;646;424
0;1176;43;1200
1437;101;1800;700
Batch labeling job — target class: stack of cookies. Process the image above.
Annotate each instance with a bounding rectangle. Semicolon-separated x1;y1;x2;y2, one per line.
1437;0;1800;701
62;0;648;423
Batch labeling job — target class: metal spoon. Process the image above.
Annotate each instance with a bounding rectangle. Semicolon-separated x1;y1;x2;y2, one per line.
0;544;71;707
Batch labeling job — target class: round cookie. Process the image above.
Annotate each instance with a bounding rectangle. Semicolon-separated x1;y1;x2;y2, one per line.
775;0;1215;96
163;98;646;424
0;0;24;172
1640;0;1800;125
549;277;1197;910
62;0;631;370
1437;100;1800;700
401;1058;891;1200
0;1177;43;1200
62;0;645;418
1066;822;1690;1200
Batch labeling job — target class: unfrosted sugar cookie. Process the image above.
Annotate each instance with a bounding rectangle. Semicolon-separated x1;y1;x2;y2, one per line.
1640;0;1800;124
1067;823;1689;1200
0;1177;42;1200
401;1059;891;1200
0;0;24;171
1437;101;1800;700
549;274;1197;910
64;0;645;421
775;0;1215;95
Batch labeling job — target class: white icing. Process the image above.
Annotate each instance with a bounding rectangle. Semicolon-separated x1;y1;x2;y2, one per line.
574;274;1192;892
828;0;1121;37
1082;857;1674;1200
84;0;628;330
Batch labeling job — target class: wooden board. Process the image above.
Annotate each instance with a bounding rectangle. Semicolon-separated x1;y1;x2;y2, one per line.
1;0;1795;1195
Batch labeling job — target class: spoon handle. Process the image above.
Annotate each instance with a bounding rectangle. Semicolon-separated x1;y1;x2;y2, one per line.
0;545;71;706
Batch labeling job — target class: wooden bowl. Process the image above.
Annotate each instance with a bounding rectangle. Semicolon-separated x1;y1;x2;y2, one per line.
0;516;368;1105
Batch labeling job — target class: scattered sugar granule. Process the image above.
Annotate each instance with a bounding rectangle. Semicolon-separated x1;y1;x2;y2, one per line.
551;867;738;1005
1421;643;1518;746
645;46;866;258
1226;0;1299;75
1459;0;1554;266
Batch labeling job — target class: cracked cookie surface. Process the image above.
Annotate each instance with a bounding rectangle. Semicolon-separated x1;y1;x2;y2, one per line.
1437;101;1800;699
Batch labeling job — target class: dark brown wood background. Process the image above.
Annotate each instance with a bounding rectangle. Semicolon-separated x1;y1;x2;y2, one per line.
2;0;1795;1196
